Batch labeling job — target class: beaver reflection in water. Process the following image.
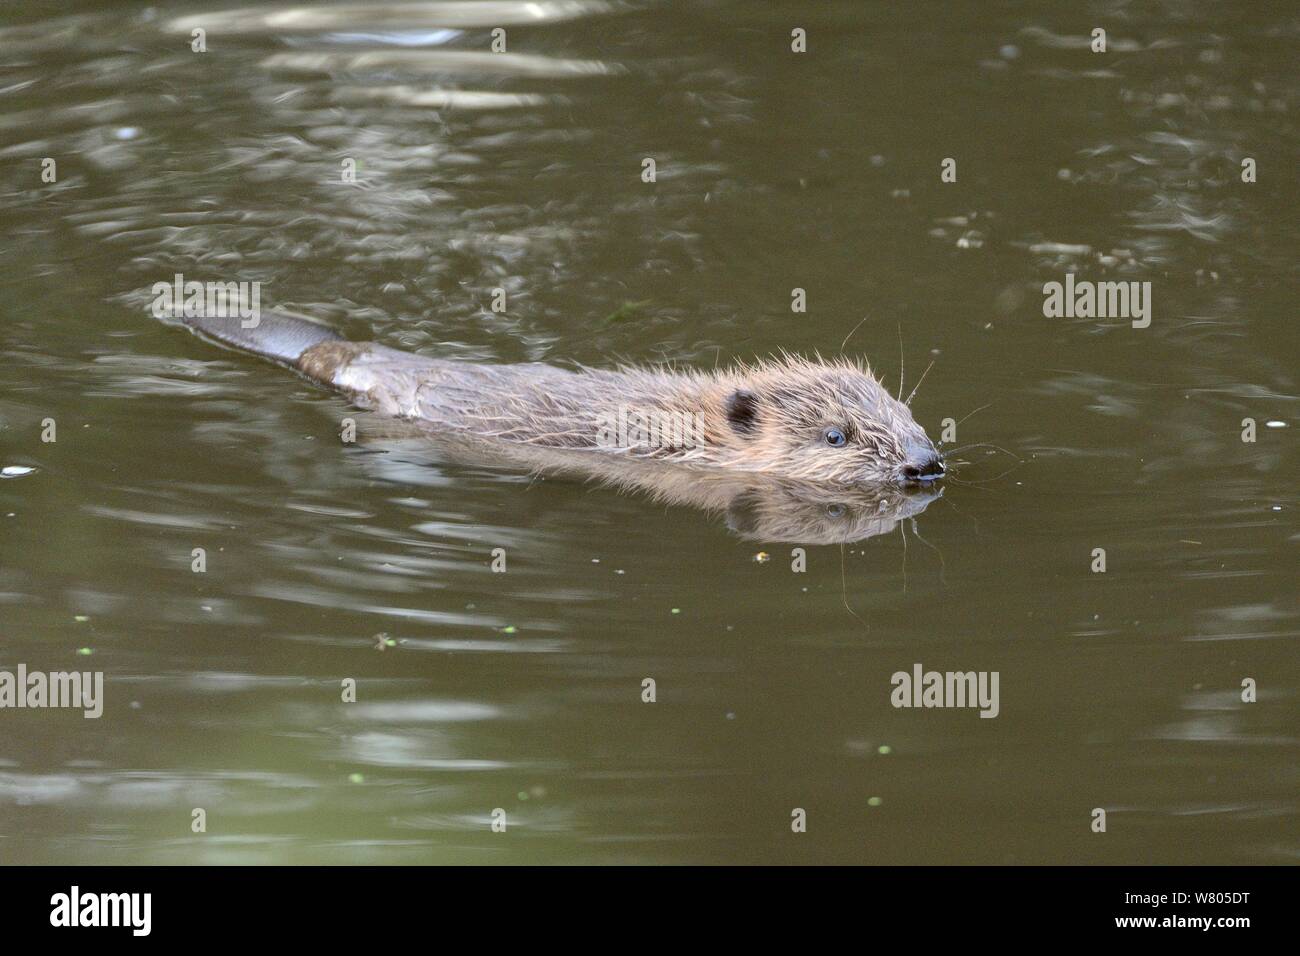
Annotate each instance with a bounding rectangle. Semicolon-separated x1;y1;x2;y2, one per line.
370;431;942;545
181;311;945;541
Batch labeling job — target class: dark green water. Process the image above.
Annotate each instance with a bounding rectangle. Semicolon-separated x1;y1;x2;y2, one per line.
0;0;1295;864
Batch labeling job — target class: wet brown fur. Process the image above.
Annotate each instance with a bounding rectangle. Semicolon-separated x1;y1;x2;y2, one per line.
297;342;939;488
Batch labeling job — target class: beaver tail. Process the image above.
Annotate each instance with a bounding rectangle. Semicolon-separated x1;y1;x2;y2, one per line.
183;311;343;370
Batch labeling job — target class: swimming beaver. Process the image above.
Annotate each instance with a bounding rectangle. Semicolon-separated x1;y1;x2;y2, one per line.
182;311;945;489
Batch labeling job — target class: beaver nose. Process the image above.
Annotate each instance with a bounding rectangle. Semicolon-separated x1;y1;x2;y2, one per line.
901;453;945;482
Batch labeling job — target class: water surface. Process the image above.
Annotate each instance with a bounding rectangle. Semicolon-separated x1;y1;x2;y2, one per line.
0;0;1296;864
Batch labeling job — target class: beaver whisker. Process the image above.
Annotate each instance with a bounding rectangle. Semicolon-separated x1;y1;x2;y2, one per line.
840;314;872;353
944;476;995;490
896;325;905;402
904;360;935;407
909;516;947;589
946;460;1025;486
839;542;871;631
942;402;994;433
942;442;1022;462
898;518;909;593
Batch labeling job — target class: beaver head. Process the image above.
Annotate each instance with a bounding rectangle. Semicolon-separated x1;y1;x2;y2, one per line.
711;356;943;488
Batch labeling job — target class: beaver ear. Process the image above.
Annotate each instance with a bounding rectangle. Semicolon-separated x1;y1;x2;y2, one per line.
726;389;759;435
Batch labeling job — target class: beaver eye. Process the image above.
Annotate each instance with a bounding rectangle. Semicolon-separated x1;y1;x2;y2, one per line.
825;503;845;518
823;427;847;447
